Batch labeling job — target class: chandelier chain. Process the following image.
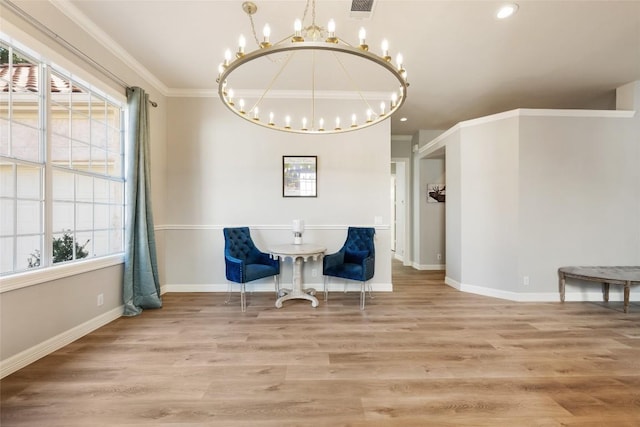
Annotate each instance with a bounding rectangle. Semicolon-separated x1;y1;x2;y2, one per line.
247;12;260;47
302;0;313;26
311;49;316;128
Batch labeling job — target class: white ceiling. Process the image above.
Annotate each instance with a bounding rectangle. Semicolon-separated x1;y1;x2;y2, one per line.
57;0;640;135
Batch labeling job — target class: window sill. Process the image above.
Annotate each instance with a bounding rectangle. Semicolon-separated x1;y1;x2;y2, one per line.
0;254;125;294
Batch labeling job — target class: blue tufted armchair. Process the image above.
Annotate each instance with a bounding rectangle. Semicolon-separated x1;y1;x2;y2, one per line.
323;227;375;310
223;227;280;311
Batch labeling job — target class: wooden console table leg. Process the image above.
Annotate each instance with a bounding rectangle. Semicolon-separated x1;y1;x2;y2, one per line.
559;274;566;302
624;281;630;313
602;283;610;302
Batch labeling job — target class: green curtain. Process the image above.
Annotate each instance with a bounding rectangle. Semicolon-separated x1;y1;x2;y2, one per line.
123;87;162;316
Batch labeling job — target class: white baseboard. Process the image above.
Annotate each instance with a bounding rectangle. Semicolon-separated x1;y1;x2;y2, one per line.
412;263;446;271
444;276;636;303
1;305;123;379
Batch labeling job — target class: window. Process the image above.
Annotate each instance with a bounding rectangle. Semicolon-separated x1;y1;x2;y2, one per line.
0;38;125;277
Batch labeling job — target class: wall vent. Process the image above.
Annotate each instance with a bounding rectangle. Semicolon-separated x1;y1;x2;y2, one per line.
350;0;375;19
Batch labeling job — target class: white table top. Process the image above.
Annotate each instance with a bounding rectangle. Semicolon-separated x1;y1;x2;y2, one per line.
269;243;326;256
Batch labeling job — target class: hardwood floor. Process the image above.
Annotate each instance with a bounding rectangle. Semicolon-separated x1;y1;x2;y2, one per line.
2;260;640;426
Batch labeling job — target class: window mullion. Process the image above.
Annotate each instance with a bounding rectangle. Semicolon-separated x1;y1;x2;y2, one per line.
9;48;17;272
43;63;52;267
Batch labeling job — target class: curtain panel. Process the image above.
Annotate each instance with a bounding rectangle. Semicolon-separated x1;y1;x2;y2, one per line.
123;87;162;316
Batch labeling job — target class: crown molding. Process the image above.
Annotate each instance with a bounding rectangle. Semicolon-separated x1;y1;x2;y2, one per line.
419;108;636;158
50;0;169;96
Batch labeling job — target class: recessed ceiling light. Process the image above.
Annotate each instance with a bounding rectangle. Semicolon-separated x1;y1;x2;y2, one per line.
496;3;518;19
400;117;408;122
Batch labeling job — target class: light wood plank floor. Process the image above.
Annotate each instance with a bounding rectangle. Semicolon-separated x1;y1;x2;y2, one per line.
2;261;640;426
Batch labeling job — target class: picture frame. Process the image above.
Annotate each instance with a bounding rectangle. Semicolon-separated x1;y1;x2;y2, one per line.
283;156;317;197
427;184;446;203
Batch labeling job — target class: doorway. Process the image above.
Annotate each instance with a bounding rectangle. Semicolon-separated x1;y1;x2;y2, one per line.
391;158;410;265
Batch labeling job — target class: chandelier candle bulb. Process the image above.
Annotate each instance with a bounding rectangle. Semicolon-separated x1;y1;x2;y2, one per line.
396;53;403;69
239;99;245;113
326;19;338;43
227;89;234;105
269;112;275;125
319;118;325;131
335;117;341;130
366;109;373;122
237;35;246;57
391;92;398;108
381;39;391;62
380;101;386;116
253;107;259;120
292;19;304;42
302;117;308;130
261;24;272;48
285;115;291;129
358;27;368;50
351;114;357;127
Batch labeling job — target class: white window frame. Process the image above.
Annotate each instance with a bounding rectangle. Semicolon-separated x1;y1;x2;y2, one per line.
0;35;126;293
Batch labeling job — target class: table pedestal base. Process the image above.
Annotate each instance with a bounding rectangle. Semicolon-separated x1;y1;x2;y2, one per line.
270;244;325;309
275;287;318;308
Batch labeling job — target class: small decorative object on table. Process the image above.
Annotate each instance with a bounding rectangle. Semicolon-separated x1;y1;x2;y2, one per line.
292;219;304;245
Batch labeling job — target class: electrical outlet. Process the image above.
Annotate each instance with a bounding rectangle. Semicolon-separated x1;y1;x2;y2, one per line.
437;253;442;260
97;293;104;306
523;276;529;286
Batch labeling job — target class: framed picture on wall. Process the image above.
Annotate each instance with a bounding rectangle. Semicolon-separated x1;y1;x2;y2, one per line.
427;184;446;203
283;156;317;197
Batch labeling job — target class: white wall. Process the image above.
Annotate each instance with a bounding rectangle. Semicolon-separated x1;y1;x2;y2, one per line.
411;130;446;270
460;117;520;292
418;158;446;269
518;113;640;297
444;131;462;282
162;97;392;293
429;97;639;302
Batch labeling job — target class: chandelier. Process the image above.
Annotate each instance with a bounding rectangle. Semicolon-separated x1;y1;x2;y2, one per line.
216;0;409;134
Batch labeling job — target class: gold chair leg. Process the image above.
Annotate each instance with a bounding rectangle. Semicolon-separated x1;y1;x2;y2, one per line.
360;281;365;310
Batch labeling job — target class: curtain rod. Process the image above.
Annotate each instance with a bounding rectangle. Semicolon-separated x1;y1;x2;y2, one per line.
1;0;158;107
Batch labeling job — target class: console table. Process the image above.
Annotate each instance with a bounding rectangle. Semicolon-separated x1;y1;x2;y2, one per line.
269;243;326;308
558;266;640;313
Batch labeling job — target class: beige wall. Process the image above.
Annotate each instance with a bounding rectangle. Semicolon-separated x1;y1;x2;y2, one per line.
162;96;393;292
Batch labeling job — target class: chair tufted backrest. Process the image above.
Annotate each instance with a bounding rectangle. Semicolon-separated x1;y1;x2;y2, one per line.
342;227;375;257
223;227;258;261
